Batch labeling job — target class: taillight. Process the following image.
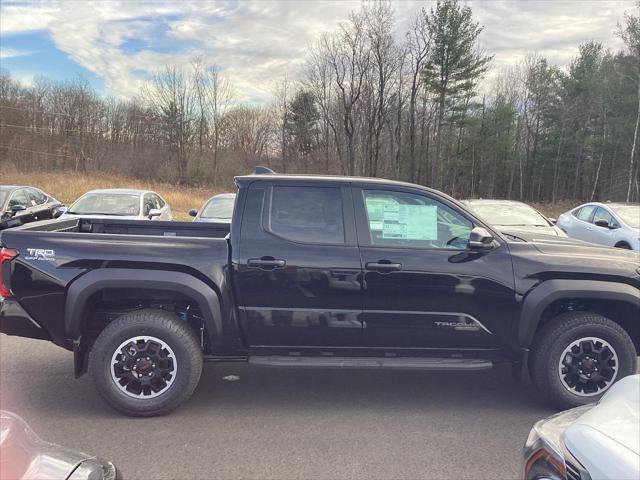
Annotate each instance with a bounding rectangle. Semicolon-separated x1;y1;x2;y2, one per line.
0;247;18;298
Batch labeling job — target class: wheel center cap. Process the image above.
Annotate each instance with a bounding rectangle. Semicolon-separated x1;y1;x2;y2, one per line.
138;361;153;373
582;359;596;372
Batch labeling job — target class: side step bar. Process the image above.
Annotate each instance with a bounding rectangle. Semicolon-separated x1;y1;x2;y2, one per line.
249;356;492;370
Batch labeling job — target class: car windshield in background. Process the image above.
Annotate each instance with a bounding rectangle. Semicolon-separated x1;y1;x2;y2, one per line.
0;188;9;208
470;203;549;227
610;204;640;228
68;193;140;215
201;197;234;219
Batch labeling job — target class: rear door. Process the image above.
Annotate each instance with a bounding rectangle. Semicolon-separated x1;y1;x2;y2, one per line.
234;181;363;350
354;185;515;351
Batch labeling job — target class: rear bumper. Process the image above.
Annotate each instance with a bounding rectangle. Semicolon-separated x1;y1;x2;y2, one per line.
0;298;50;340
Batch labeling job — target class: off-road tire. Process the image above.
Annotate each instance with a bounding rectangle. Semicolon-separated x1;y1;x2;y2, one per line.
89;309;203;416
530;311;637;409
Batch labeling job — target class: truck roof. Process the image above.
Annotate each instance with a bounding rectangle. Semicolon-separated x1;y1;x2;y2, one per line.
235;172;440;192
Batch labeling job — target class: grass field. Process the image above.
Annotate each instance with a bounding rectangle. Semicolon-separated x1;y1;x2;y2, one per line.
3;170;578;220
3;171;230;221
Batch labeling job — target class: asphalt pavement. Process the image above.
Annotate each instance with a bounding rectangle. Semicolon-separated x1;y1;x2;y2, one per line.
0;335;557;479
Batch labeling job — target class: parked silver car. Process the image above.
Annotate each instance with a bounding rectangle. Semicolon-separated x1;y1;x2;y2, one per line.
462;199;566;237
188;192;236;223
556;202;640;250
523;374;639;480
60;188;172;221
0;411;116;479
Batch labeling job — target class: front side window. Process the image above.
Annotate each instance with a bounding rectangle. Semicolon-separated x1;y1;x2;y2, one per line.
142;194;154;215
363;190;472;249
152;194;165;209
268;186;344;244
575;205;596;222
8;189;31;208
593;207;615;226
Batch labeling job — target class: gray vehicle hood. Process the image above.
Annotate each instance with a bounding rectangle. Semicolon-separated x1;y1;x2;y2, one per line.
0;411;116;480
564;375;640;479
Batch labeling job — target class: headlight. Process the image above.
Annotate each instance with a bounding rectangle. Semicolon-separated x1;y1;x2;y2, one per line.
523;406;592;480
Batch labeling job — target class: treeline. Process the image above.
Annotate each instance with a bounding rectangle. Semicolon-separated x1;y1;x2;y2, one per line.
1;0;639;202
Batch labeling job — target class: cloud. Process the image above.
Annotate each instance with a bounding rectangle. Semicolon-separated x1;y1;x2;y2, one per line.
0;0;636;102
0;47;32;59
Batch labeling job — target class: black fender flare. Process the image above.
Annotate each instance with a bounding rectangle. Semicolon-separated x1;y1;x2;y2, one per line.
65;268;222;341
517;279;640;348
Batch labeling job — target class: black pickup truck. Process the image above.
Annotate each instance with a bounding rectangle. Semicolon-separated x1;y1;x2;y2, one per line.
1;171;639;416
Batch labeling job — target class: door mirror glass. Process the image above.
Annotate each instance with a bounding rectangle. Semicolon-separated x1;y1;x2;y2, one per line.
148;208;162;219
188;208;198;217
468;227;495;250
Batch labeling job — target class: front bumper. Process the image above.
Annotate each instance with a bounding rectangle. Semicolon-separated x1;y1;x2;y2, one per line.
0;297;50;340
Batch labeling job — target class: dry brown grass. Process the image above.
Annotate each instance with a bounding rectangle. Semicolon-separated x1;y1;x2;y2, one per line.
3;167;580;220
531;200;580;219
3;170;230;220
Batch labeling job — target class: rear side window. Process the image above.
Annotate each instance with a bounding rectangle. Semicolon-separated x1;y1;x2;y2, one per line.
575;205;596;222
268;186;345;244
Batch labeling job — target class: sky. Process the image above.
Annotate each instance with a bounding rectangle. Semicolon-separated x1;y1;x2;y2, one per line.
0;0;636;104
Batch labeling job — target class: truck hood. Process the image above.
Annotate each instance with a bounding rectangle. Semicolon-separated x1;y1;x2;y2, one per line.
505;231;640;284
563;375;640;479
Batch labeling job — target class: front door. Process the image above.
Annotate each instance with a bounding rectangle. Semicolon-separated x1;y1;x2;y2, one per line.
354;186;516;351
234;181;363;350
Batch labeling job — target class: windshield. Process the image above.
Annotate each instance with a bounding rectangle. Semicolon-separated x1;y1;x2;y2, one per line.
200;195;235;219
68;193;140;216
610;204;640;228
469;203;549;227
0;188;10;208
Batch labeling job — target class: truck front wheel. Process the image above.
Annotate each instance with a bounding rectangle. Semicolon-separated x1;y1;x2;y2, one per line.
89;309;203;416
530;311;637;409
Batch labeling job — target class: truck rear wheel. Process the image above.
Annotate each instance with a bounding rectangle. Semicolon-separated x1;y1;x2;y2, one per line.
89;309;203;416
530;311;637;409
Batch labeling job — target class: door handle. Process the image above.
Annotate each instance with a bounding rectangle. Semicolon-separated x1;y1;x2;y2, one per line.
365;261;402;272
247;257;286;269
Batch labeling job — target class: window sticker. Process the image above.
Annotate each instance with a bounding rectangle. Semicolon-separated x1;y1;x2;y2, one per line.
380;204;438;240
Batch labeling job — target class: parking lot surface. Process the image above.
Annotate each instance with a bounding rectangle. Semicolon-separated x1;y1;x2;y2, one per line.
1;335;556;479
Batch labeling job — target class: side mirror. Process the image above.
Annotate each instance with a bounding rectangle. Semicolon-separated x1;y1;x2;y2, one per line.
188;208;198;217
10;205;26;216
148;208;162;219
468;227;495;251
594;219;609;228
54;206;67;218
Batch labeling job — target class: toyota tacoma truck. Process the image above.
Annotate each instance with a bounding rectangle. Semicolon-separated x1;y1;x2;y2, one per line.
1;170;639;416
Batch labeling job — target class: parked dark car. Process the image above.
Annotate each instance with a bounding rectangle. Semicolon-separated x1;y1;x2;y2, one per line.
0;169;638;417
0;185;64;230
0;410;116;479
